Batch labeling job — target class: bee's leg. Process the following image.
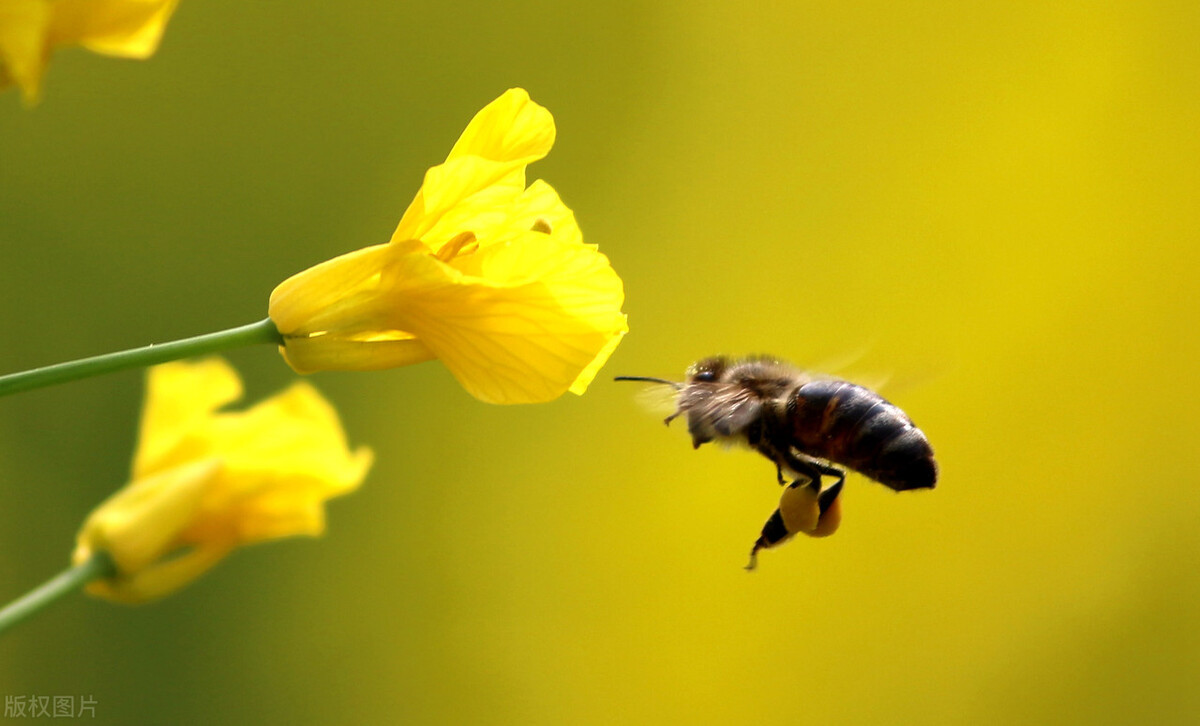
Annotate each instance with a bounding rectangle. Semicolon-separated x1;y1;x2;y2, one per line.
745;508;789;572
779;460;816;490
752;442;791;486
817;477;844;515
808;460;846;492
777;453;824;492
745;542;762;572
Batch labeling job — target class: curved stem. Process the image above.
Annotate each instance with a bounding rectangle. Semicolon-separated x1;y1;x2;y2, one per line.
0;552;115;636
0;318;283;398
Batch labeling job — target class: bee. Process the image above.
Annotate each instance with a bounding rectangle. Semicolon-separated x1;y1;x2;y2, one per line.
616;355;937;569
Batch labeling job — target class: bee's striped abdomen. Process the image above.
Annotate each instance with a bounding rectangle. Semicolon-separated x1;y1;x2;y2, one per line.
788;380;937;491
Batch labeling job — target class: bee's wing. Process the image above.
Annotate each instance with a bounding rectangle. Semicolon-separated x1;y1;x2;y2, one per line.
627;382;681;419
805;347;892;391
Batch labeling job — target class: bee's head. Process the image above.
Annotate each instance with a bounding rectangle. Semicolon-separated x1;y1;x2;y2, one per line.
686;356;729;383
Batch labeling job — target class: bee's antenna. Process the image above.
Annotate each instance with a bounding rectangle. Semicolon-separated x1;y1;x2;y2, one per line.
613;376;682;390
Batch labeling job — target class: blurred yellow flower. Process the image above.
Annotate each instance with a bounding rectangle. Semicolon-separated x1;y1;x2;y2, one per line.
269;88;628;404
0;0;178;104
71;358;372;604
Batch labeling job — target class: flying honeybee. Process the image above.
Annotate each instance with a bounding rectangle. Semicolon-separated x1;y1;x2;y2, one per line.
616;355;937;569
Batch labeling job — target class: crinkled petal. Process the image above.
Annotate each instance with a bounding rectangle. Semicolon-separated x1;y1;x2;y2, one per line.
133;360;242;478
184;470;333;544
505;179;584;247
48;0;178;58
396;156;527;251
446;88;555;164
402;173;583;259
428;177;583;253
381;235;627;404
391;89;555;244
211;381;374;491
187;463;370;545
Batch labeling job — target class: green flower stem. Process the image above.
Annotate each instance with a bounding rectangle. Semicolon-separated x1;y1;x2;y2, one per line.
0;318;283;398
0;552;115;636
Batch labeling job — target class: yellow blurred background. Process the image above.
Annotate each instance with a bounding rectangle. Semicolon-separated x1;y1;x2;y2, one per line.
2;1;1198;723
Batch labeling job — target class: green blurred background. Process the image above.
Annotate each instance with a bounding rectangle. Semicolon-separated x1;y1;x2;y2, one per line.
2;1;1198;723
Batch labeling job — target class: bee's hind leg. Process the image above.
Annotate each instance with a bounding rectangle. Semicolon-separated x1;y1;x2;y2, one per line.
793;458;846;517
778;453;824;492
808;460;846;493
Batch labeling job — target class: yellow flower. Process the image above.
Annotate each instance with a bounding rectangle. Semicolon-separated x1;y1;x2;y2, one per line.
269;88;628;405
71;358;372;604
0;0;178;104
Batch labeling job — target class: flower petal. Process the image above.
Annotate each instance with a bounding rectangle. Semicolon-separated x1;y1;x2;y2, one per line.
399;173;583;260
391;89;555;245
73;459;219;574
269;244;394;336
278;334;436;374
381;235;627;404
84;541;232;605
133;359;243;478
214;381;374;492
568;326;627;396
445;88;555;164
48;0;178;58
396;156;527;250
505;179;584;247
0;1;52;103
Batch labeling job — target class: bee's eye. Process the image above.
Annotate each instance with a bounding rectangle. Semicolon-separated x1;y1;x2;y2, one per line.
687;356;726;383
